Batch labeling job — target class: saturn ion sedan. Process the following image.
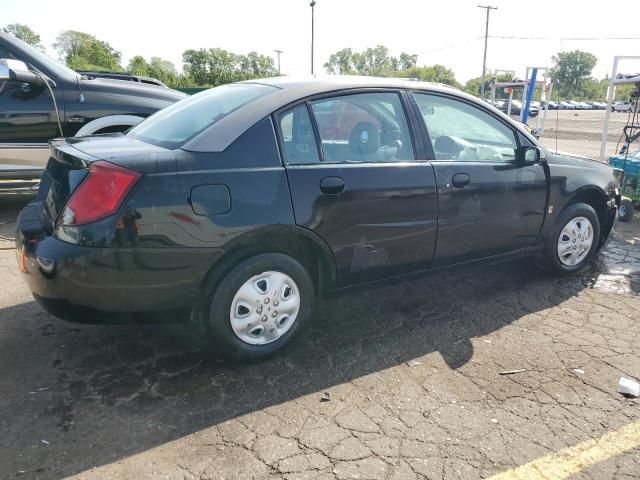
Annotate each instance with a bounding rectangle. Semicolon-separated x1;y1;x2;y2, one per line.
16;76;620;360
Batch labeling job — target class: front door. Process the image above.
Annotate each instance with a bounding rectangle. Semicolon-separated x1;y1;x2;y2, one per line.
412;92;547;266
278;91;438;286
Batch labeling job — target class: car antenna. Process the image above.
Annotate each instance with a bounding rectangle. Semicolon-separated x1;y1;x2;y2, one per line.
76;74;85;103
29;64;63;137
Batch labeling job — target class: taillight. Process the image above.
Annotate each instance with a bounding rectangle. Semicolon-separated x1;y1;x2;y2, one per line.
59;161;141;226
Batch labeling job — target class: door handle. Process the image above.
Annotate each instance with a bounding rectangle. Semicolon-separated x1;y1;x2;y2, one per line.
320;176;345;194
451;173;470;188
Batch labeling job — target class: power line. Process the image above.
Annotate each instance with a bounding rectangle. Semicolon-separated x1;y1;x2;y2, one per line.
416;37;484;56
489;35;551;40
488;35;640;41
416;35;640;59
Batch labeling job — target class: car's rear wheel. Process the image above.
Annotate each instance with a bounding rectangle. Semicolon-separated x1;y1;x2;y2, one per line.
542;203;600;274
204;253;314;361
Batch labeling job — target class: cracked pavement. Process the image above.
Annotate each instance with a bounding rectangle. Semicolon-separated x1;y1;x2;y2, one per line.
0;200;639;480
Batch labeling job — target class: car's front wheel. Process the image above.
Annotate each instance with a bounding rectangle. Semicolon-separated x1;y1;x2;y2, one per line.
204;253;314;361
543;203;600;274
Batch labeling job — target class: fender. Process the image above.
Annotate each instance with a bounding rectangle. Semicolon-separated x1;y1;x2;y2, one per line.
74;115;144;137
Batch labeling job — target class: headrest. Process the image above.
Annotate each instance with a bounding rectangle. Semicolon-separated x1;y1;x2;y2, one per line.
349;122;380;155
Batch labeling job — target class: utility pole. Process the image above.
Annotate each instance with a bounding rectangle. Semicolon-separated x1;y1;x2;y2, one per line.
478;4;497;98
310;0;316;75
274;49;283;74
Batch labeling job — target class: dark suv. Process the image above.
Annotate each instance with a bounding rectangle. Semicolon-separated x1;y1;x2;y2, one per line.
0;32;185;196
16;77;620;361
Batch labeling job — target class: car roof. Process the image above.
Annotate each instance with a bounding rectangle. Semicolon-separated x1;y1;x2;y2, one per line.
182;75;536;152
247;75;459;92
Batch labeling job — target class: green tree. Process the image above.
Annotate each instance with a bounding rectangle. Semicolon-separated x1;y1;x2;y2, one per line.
127;55;179;85
127;55;149;76
147;57;178;84
182;49;210;85
54;30;122;71
395;64;459;87
324;45;417;77
399;52;418;70
182;48;277;87
2;23;43;50
550;50;598;99
324;48;356;75
463;76;490;97
614;83;635;101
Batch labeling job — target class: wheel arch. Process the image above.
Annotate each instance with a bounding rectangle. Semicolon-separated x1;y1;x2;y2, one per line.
559;186;613;248
194;225;336;322
566;186;608;229
74;114;144;136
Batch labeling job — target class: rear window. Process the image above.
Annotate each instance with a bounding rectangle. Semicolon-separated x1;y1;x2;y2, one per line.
127;83;276;149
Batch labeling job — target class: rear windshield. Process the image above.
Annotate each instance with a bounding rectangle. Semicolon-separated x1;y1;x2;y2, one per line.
127;83;276;149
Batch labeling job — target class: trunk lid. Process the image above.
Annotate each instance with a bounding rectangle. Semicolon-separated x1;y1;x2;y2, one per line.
63;133;169;161
41;139;97;226
40;134;172;227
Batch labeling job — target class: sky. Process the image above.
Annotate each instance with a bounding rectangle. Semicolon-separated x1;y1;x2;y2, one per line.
3;0;640;82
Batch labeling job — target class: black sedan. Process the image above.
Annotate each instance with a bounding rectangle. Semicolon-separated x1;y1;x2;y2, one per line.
16;77;620;360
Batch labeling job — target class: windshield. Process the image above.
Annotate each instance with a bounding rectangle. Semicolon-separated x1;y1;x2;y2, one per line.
4;33;79;81
127;83;276;149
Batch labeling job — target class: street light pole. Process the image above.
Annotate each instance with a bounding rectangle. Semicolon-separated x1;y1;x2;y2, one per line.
274;49;283;74
310;0;316;75
478;4;497;98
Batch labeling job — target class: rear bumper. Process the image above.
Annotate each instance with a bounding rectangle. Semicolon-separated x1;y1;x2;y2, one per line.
16;202;217;322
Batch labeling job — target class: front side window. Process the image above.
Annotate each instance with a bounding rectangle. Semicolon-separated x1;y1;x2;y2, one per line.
0;45;16;60
128;83;276;149
311;92;415;163
414;93;517;162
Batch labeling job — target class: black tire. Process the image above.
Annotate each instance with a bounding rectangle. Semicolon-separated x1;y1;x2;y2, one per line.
542;203;601;275
203;253;314;361
618;198;634;222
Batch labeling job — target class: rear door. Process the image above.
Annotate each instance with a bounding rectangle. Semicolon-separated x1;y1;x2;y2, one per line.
411;91;547;266
278;90;438;287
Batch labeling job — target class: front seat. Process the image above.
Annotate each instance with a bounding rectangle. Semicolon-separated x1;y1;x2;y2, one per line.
349;122;380;161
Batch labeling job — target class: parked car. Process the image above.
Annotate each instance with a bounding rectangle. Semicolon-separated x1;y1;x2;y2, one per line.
0;32;186;197
481;98;504;110
588;101;606;110
77;70;168;88
16;76;620;360
543;101;558;110
559;101;575;110
612;101;633;113
577;102;593;110
503;100;539;117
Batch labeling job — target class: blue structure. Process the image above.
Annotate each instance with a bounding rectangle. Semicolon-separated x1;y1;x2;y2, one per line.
521;68;538;124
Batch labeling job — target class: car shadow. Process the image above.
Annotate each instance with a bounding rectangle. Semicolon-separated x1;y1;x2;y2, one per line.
0;256;603;478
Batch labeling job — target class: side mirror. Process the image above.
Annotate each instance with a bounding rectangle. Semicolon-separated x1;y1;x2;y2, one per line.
516;145;542;163
0;58;43;85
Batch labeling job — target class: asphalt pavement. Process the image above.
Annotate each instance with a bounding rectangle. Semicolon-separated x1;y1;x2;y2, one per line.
0;196;639;479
